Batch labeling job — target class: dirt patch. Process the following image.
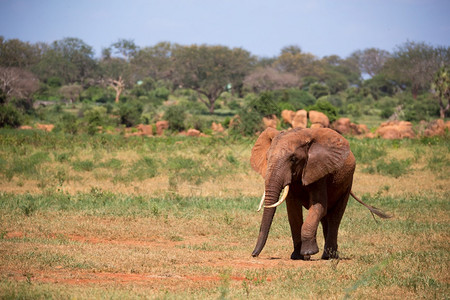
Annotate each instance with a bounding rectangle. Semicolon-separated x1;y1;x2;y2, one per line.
4;268;267;286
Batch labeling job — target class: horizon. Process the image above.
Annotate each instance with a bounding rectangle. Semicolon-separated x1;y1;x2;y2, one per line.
1;0;449;59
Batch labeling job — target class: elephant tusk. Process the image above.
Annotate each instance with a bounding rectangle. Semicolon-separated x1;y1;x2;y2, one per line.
257;192;265;212
265;185;290;209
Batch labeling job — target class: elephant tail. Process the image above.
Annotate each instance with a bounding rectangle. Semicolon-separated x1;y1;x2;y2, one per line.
350;191;392;219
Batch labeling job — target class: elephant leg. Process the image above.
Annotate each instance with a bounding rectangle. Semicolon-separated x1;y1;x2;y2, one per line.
286;193;305;260
300;180;327;256
321;189;350;260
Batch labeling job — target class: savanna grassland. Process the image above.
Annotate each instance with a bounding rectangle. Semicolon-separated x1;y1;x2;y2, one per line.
0;129;449;299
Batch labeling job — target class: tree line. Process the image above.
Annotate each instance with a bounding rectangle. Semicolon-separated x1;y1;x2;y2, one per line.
0;36;449;133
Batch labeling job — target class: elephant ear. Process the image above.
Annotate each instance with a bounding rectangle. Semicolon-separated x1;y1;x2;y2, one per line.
250;127;280;177
302;128;350;186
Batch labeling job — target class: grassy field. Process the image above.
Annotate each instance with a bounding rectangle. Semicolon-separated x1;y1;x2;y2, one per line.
0;129;449;299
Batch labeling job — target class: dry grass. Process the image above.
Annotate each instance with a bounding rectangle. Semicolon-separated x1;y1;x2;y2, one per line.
0;131;449;298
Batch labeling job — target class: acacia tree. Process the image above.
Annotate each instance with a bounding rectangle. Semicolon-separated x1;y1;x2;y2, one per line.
0;67;39;103
33;37;97;84
243;67;300;92
350;48;391;77
59;84;83;104
99;39;139;103
384;41;450;98
131;42;174;82
0;37;41;69
172;45;253;113
273;45;323;79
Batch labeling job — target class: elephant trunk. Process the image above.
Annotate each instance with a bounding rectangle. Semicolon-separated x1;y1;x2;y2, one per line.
251;184;284;257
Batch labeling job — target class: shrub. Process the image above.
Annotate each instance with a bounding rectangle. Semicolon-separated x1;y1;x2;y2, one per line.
164;105;186;132
376;96;399;119
81;86;114;103
345;103;362;117
57;113;79;134
363;74;396;99
308;83;329;99
230;93;276;136
402;94;440;122
0;104;23;128
46;76;63;88
273;89;316;110
149;87;170;104
119;100;143;127
83;106;108;135
247;92;279;117
306;99;339;123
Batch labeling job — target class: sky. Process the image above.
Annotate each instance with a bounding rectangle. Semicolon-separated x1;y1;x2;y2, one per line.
1;0;449;59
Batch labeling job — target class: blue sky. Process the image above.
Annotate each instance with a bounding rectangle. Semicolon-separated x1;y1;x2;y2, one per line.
1;0;449;58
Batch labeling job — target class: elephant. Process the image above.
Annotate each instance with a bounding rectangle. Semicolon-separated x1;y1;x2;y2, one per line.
250;127;390;260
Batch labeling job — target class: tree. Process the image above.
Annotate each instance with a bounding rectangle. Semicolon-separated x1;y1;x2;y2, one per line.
0;67;39;103
351;48;391;77
383;41;450;98
131;42;174;82
432;66;450;118
110;76;125;103
33;37;97;84
99;40;138;102
243;67;300;92
0;37;41;68
59;84;83;103
274;45;324;80
110;39;138;61
321;55;361;86
172;44;253;113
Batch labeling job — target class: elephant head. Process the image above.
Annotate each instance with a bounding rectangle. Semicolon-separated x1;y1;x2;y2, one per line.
250;127;351;257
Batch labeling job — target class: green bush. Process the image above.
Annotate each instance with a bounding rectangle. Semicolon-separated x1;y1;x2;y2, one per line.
119;100;143;127
46;76;63;88
402;94;439;122
81;86;114;103
345;103;362;117
376;96;399;119
0;104;23;128
56;113;79;134
308;83;329;99
307;99;339;123
363;74;396;99
230;93;277;136
83;106;108;134
247;92;279;117
185;116;210;132
273;89;316;110
149;87;170;104
164;105;186;132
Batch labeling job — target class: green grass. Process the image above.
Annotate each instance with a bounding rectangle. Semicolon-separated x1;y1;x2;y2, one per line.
0;129;449;299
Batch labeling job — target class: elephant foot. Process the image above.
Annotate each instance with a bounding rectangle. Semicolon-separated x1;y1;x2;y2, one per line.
291;250;309;260
321;248;339;260
300;239;319;256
